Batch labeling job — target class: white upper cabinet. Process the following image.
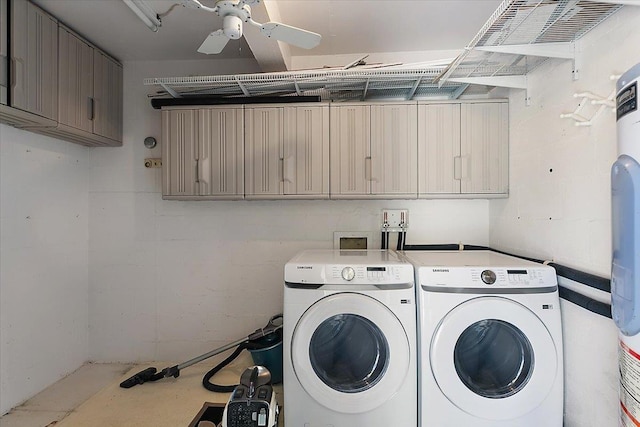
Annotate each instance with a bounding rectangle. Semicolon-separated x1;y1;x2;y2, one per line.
245;106;285;197
418;103;461;195
162;106;244;200
162;108;198;198
418;100;508;198
284;104;329;198
460;101;509;195
57;25;123;145
371;103;418;197
162;100;506;201
198;107;244;198
9;0;58;122
245;104;329;199
330;104;371;197
1;0;123;146
331;103;417;199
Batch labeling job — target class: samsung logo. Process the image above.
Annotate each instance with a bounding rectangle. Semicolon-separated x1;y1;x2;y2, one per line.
297;266;313;270
432;268;449;273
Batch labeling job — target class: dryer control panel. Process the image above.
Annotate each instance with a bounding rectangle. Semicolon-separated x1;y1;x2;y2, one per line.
420;266;557;291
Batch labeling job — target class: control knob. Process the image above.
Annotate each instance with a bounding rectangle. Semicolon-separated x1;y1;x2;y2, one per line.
481;270;497;285
341;267;356;281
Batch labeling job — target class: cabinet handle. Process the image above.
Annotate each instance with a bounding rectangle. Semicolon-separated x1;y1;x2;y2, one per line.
195;159;200;184
88;97;94;120
461;156;469;180
10;57;25;90
9;57;15;88
454;156;462;180
279;158;284;182
365;157;372;181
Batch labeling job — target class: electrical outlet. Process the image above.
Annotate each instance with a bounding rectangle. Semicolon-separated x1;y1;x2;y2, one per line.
382;209;409;232
144;158;162;168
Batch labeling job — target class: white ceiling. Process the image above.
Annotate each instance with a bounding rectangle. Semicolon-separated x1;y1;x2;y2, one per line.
32;0;503;71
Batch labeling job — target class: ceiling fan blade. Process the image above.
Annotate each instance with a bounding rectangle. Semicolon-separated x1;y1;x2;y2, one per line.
197;29;230;54
260;22;321;49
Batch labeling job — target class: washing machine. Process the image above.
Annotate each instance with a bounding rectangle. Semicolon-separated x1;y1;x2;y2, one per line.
402;250;563;427
283;249;417;427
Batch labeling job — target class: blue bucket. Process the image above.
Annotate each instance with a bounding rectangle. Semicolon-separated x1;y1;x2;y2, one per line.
248;331;283;384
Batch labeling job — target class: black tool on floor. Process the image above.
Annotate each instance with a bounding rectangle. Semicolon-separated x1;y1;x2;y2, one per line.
119;314;283;390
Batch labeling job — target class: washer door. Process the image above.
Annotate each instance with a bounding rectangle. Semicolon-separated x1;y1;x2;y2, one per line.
291;293;410;414
430;296;558;420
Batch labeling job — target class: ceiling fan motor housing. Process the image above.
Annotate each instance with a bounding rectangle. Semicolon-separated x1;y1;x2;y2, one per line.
223;15;243;38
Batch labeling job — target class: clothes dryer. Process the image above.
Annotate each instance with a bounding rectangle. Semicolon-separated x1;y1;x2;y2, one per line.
403;250;563;427
283;249;417;427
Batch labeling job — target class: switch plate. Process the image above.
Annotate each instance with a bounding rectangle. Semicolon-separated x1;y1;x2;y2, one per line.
382;209;408;232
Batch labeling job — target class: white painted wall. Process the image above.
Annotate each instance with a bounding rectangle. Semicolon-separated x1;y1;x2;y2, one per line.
0;125;89;414
490;6;640;426
87;59;491;363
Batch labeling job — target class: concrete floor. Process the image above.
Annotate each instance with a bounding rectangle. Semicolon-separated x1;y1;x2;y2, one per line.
0;363;133;427
0;352;283;427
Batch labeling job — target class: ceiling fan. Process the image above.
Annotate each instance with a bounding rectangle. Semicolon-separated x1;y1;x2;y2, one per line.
181;0;322;54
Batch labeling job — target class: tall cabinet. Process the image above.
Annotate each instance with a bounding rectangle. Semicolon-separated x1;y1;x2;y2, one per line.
330;102;417;199
162;106;244;200
244;104;329;199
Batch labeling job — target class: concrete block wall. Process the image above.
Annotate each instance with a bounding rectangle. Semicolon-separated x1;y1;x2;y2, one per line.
86;60;491;362
0;125;90;414
489;6;640;426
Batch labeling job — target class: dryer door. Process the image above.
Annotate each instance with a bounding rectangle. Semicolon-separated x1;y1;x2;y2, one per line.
430;296;558;420
291;292;410;414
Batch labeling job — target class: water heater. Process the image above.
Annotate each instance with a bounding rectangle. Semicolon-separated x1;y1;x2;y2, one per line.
612;63;640;427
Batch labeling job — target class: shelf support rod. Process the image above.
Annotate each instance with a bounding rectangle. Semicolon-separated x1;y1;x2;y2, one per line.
235;77;251;97
362;79;370;101
406;75;423;100
475;41;582;80
448;75;530;105
160;83;181;98
449;84;469;100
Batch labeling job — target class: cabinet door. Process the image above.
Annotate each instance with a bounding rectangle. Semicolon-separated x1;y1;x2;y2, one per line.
245;107;284;197
330;104;371;197
10;0;58;120
370;103;418;197
58;26;93;132
460;102;509;194
284;105;329;197
418;103;461;195
162;109;198;197
199;107;244;197
93;50;122;141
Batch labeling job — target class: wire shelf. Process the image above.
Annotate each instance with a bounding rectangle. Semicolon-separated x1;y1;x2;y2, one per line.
145;0;623;102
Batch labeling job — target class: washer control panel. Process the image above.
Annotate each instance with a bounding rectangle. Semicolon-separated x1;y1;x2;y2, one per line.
329;265;412;284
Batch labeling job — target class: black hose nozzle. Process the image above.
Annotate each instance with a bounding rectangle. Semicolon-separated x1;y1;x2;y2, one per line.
119;367;159;389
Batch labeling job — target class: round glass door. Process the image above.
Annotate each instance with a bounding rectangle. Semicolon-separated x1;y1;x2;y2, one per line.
430;296;558;421
454;319;533;398
291;293;410;414
309;314;389;393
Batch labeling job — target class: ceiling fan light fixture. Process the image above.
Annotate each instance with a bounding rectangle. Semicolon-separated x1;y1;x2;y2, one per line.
222;15;243;39
122;0;162;32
